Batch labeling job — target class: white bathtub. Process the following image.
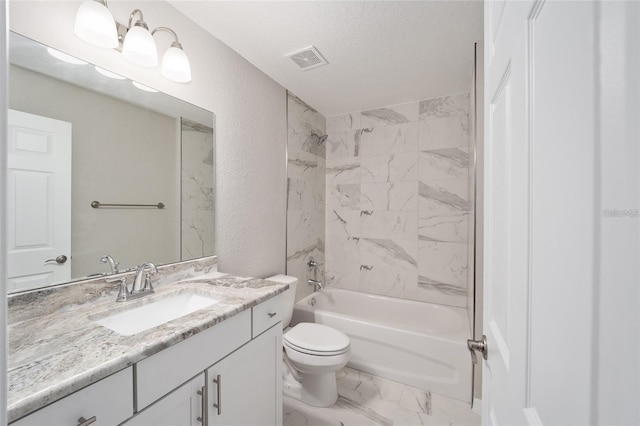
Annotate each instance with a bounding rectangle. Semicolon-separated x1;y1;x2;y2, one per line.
290;288;472;402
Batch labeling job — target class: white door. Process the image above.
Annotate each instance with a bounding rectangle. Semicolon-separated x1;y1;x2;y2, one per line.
483;1;639;425
7;109;71;292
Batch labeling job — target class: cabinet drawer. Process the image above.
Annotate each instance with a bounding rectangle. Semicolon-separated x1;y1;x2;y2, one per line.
12;367;133;426
136;309;251;410
252;293;283;337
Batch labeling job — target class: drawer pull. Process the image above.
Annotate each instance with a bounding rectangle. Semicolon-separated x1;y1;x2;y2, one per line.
77;416;96;426
212;374;222;415
268;312;277;318
197;385;207;424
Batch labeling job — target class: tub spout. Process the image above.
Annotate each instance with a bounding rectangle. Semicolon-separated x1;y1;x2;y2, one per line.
307;278;324;291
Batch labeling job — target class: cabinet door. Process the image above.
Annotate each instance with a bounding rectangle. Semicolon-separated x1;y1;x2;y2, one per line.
207;324;282;426
123;374;205;426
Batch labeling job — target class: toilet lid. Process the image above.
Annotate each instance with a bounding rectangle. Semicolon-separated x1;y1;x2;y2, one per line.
284;323;350;354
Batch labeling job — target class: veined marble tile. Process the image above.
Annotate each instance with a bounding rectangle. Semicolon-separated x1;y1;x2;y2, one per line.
419;93;469;120
327;113;362;134
287;150;322;180
328;183;361;211
181;120;214;261
325;236;360;291
419;115;469;151
360;101;419;128
361;211;418;241
326;157;361;184
287;210;323;254
394;387;479;426
336;368;403;424
359;238;418;298
326;131;358;160
288;177;324;211
287;246;324;302
418;180;469;212
326;209;361;238
361;152;418;183
354;122;419;158
419;147;469;181
418;241;467;286
288;125;326;159
361;182;418;211
419;211;469;243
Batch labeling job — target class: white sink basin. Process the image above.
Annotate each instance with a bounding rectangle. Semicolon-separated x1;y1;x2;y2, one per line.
93;291;221;336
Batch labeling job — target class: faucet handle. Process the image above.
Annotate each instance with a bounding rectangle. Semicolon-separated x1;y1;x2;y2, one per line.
107;277;130;302
142;271;155;293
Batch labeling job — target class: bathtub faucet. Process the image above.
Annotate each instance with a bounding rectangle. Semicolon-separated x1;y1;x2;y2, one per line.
307;278;324;291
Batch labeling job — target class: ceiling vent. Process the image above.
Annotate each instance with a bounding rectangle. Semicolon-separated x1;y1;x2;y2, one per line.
285;45;328;71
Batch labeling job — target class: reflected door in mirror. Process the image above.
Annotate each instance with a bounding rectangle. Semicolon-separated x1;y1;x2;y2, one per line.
7;109;71;292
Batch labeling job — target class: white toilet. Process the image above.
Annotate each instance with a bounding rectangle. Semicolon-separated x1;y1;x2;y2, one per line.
268;274;351;407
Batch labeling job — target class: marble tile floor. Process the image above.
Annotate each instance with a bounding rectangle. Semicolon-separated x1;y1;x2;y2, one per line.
284;367;480;426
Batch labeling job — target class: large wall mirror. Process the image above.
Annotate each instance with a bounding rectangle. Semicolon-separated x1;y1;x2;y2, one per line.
7;32;215;293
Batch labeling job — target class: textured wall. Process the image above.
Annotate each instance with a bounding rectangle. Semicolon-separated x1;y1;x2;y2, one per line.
286;93;326;301
9;1;287;278
325;94;472;307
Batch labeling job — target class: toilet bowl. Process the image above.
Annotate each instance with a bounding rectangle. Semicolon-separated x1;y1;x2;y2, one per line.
266;274;351;407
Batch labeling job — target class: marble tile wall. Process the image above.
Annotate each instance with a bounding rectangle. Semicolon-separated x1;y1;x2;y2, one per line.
287;93;326;301
325;93;472;308
181;119;215;261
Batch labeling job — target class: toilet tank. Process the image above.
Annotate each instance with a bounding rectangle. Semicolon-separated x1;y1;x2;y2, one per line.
265;275;298;328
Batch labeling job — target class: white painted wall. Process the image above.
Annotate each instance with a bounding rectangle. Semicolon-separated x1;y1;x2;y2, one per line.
9;0;287;278
1;2;8;423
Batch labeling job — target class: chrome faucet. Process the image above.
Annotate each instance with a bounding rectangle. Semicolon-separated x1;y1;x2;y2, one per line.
307;278;324;291
100;255;119;275
132;262;158;295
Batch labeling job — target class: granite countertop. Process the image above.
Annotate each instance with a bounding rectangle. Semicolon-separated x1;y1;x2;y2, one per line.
7;269;287;423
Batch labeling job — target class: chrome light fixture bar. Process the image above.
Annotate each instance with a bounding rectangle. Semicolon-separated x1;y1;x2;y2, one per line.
74;0;192;83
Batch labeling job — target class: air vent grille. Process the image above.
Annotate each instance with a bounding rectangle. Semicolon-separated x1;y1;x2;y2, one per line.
285;45;328;71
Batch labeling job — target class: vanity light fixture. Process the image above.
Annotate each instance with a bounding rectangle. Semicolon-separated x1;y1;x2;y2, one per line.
47;47;88;65
74;0;119;49
74;0;192;83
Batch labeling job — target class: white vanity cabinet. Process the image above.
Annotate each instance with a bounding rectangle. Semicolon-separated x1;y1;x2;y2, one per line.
206;323;282;426
122;374;205;426
12;367;133;426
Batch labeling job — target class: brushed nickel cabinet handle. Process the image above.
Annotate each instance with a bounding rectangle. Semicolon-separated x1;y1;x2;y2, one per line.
212;374;221;415
268;312;277;318
197;385;207;424
77;416;96;426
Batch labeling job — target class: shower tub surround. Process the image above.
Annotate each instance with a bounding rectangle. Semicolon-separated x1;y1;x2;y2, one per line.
6;256;287;422
286;92;326;301
325;93;472;308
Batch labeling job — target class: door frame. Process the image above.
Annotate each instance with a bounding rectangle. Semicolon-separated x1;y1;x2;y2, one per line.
1;1;9;424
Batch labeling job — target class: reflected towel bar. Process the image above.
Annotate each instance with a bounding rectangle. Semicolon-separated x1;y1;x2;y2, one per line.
91;201;165;209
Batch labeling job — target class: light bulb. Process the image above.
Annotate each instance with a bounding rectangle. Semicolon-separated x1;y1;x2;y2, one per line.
122;25;158;67
74;0;118;49
161;44;192;83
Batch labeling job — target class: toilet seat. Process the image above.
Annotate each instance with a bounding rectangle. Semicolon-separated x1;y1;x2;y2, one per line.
284;323;350;356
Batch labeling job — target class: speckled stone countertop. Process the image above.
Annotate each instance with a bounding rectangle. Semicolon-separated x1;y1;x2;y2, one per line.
7;258;287;423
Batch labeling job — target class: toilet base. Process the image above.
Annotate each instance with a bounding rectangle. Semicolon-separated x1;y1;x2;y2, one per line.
283;361;339;407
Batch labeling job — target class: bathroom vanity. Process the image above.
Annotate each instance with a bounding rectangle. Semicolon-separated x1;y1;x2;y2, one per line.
7;259;286;425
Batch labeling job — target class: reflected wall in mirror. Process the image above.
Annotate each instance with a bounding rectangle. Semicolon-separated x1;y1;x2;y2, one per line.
7;32;215;293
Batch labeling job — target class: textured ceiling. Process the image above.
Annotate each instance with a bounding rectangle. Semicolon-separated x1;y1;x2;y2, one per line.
169;1;483;117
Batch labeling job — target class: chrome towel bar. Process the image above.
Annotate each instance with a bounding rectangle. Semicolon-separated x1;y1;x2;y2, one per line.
91;201;165;209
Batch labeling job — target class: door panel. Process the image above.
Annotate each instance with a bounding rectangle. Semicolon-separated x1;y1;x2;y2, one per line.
7;109;71;292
